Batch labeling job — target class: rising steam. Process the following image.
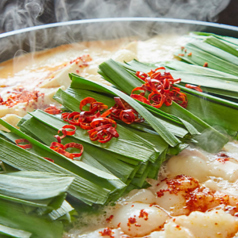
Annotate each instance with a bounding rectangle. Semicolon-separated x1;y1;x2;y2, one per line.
0;0;231;32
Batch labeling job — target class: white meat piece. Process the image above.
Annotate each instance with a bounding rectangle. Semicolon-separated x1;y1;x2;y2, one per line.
149;231;166;238
208;159;238;182
39;62;78;88
154;175;200;215
166;148;209;182
173;210;238;238
111;202;168;237
164;221;195;238
204;177;238;197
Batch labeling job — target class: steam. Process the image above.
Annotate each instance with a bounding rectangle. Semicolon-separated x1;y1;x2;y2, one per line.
0;0;231;32
0;0;231;62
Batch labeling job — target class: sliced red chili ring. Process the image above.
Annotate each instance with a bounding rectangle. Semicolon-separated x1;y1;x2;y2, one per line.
107;126;119;138
155;67;166;71
164;96;173;106
90;101;108;112
90;117;117;128
65;142;84;157
163;78;171;92
88;124;112;134
50;142;65;151
88;130;98;141
136;71;147;81
54;135;62;143
58;149;74;160
148;92;164;108
58;125;76;136
109;108;121;120
130;94;150;104
119;109;135;124
149;71;161;79
114;97;127;109
131;87;146;96
97;130;112;143
67;112;81;125
62;112;70;122
80;97;97;111
171;78;181;84
172;86;181;92
44;106;62;115
15;139;32;149
80;111;100;121
150;79;163;91
79;121;92;130
101;109;112;117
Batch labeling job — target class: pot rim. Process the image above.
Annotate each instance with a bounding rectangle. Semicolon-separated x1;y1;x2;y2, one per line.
1;17;238;39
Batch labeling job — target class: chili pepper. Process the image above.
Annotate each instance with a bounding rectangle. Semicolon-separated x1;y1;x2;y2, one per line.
185;84;203;92
132;68;187;109
15;139;32;149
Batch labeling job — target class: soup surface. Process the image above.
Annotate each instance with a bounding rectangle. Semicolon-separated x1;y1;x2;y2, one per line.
1;33;238;238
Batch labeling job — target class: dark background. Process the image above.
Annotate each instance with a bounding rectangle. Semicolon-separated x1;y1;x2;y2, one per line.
217;0;238;26
0;0;237;34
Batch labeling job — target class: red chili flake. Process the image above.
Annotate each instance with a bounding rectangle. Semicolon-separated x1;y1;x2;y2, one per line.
128;217;137;225
181;46;185;51
15;139;32;149
76;70;79;74
187;52;192;56
185;84;203;92
44;105;62;115
178;53;185;56
0;88;44;108
176;225;181;230
44;157;54;163
216;157;230;163
203;62;208;67
217;152;228;157
99;227;114;238
106;215;114;223
157;190;165;197
139;209;149;220
70;55;92;66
